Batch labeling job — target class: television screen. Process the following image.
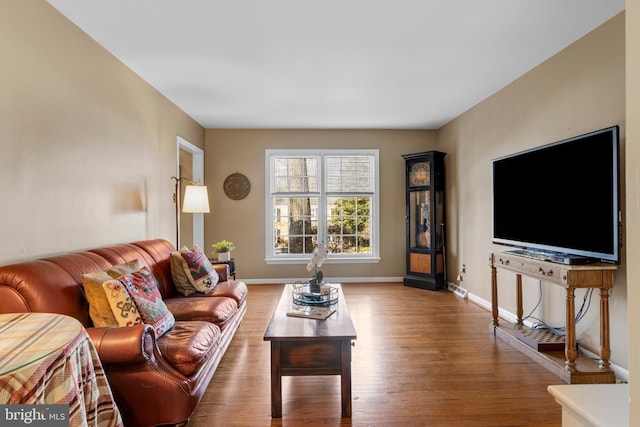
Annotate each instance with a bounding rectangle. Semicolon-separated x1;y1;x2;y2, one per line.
492;126;620;263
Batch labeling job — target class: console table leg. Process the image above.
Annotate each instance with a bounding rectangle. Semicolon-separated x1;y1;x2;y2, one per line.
516;274;523;325
600;287;612;371
491;265;499;328
565;288;577;372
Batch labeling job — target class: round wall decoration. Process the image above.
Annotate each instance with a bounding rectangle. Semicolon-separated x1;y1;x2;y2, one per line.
223;172;251;200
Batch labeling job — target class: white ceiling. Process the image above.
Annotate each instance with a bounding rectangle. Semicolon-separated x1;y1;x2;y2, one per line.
47;0;624;129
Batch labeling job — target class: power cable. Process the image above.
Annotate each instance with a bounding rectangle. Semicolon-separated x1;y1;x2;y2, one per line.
514;282;594;337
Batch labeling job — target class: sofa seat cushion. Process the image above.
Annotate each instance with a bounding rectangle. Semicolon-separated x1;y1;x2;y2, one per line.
164;296;238;329
156;320;221;377
206;280;248;305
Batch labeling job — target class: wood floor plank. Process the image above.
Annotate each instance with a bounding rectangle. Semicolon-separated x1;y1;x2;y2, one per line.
188;283;563;426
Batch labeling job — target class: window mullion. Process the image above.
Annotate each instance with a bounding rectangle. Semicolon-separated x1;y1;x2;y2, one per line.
317;155;327;245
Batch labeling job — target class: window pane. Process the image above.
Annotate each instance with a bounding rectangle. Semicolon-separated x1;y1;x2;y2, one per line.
326;156;372;193
273;196;318;255
343;236;357;253
327;196;371;254
358;235;370;253
273;200;290;254
274;157;318;193
289;237;304;254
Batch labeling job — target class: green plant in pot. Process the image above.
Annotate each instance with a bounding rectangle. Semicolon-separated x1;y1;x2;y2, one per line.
212;240;235;261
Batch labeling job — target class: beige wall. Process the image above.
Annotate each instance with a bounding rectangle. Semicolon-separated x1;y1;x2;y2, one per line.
626;1;639;423
205;129;436;281
439;13;627;368
0;1;204;264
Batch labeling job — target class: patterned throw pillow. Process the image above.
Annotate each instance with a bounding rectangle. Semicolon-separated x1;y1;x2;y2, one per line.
102;280;143;327
81;259;143;327
118;267;175;337
177;245;219;294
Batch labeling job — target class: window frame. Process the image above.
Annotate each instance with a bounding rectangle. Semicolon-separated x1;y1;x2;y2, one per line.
265;149;380;265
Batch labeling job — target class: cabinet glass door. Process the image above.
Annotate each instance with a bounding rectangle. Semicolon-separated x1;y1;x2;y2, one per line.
409;190;430;249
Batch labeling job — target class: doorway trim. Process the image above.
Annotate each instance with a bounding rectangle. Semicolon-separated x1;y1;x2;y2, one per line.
177;136;205;249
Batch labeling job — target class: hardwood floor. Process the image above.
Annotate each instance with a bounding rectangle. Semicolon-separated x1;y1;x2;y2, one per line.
188;283;564;426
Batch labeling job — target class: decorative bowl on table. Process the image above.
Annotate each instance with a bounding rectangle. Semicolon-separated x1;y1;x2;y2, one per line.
292;283;339;306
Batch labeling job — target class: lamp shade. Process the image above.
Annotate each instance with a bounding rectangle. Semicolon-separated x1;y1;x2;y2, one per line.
182;185;210;213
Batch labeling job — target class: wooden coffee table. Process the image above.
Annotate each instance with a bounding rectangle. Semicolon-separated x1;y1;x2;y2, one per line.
263;283;357;418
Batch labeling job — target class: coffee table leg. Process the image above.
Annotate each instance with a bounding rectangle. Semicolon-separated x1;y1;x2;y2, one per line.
271;341;282;418
340;340;352;418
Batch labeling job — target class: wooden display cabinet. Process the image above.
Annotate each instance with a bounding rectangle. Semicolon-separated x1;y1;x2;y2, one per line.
402;151;447;291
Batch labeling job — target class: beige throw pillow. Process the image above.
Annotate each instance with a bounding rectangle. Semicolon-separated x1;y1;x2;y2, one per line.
170;251;198;296
106;259;143;279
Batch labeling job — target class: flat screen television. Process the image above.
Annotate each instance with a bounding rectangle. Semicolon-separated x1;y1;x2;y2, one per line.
492;126;620;264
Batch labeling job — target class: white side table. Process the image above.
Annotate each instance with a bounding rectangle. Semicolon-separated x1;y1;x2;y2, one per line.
547;384;628;427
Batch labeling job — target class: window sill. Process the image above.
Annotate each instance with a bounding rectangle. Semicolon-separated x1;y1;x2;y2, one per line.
265;256;381;265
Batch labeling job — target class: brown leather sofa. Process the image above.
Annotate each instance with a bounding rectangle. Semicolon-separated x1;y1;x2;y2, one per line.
0;239;247;427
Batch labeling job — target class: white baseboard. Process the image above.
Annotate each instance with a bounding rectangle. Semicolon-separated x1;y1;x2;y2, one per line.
241;276;404;285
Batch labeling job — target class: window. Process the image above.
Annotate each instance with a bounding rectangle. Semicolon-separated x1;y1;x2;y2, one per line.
266;149;380;264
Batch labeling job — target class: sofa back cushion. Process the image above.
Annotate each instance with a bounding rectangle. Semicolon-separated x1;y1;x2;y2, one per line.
87;240;176;299
0;239;176;327
0;258;97;326
130;240;176;298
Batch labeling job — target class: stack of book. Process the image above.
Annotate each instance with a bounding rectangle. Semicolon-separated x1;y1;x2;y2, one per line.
286;305;336;320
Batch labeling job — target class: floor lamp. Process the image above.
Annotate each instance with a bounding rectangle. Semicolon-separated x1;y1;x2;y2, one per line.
171;176;210;249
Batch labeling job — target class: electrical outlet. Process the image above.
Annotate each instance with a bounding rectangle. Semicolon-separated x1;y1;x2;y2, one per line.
447;282;457;292
453;285;468;299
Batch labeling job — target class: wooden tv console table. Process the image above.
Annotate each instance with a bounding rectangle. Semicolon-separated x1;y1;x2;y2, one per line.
489;251;617;384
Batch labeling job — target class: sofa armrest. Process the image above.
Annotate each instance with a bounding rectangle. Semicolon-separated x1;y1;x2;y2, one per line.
213;264;229;282
87;324;156;365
